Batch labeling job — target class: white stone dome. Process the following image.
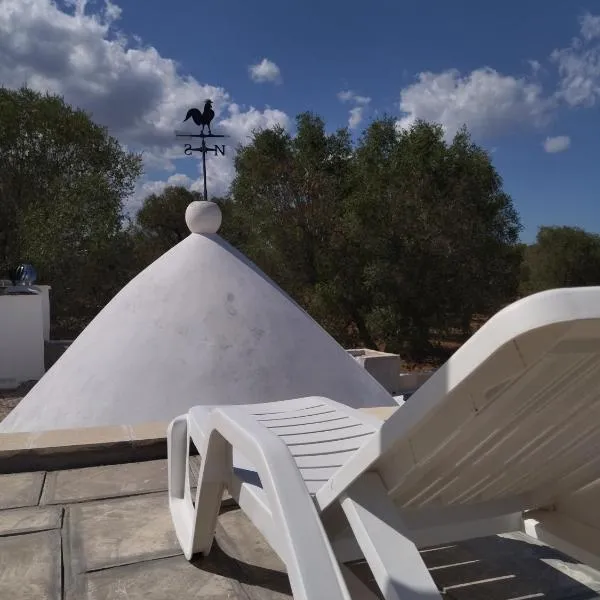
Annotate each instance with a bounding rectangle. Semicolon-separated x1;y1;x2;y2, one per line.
0;207;394;433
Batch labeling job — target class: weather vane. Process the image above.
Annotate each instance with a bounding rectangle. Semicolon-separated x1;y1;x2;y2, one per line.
175;100;229;201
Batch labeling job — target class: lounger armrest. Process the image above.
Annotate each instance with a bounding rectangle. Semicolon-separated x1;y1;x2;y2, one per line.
186;405;352;600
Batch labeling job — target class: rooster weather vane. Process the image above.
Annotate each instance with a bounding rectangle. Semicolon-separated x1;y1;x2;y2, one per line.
175;100;229;201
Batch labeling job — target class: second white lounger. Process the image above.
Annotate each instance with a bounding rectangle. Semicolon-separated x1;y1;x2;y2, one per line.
168;287;600;599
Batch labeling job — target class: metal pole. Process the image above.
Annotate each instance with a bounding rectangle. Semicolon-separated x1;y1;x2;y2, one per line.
176;104;229;202
201;136;208;201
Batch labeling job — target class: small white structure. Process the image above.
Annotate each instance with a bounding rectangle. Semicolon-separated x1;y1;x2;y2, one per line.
347;348;435;395
347;348;402;393
0;201;394;433
0;286;46;389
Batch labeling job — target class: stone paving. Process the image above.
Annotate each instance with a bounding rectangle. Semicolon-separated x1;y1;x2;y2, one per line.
1;458;600;599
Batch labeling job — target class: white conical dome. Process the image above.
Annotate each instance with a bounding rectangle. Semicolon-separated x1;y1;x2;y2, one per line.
1;202;394;433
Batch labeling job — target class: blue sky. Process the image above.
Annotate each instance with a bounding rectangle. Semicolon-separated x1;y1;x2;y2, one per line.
2;1;600;243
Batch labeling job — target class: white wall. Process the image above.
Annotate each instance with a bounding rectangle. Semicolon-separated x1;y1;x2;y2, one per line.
0;293;45;388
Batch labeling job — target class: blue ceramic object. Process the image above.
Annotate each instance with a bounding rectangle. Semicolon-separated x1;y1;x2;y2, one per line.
13;263;37;286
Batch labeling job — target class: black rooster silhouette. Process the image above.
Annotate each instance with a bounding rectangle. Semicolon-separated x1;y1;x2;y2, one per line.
183;100;215;134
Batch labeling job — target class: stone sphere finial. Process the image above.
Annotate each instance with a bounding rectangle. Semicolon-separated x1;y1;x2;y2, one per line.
185;200;222;234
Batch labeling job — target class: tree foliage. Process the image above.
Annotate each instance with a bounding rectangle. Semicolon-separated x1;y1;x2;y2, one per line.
6;87;598;363
132;186;202;265
222;114;522;356
225;114;355;328
520;226;600;294
0;87;142;334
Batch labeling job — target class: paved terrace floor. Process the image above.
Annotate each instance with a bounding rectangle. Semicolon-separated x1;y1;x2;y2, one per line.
2;407;600;599
2;458;600;599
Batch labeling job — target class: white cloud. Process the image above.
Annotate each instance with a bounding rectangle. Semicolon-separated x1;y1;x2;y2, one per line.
580;12;600;41
397;68;551;139
248;58;281;83
528;59;542;75
337;90;371;129
129;173;200;215
395;13;600;140
129;103;289;212
0;0;231;150
139;149;177;173
0;0;290;209
551;13;600;107
129;160;236;214
543;135;571;153
221;103;290;139
337;90;370;106
347;107;364;129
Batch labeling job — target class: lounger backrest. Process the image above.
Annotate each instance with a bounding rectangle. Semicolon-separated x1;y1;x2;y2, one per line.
316;287;600;512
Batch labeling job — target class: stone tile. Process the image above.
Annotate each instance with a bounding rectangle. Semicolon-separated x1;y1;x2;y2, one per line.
542;561;600;599
216;507;291;599
69;554;245;600
418;543;480;569
0;529;61;600
217;507;286;573
444;574;544;600
344;561;382;599
239;581;292;600
0;471;44;509
0;505;62;536
442;567;600;600
428;557;512;590
65;491;181;573
444;535;600;600
41;459;169;504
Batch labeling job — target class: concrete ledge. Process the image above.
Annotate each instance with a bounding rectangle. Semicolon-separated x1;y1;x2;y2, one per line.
0;407;399;473
0;423;168;474
359;406;398;421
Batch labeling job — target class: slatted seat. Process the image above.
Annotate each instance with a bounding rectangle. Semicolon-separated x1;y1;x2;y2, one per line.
227;397;381;494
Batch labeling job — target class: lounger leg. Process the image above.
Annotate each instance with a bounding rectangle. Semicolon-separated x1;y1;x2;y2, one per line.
168;415;198;559
340;473;442;600
188;428;231;556
167;413;231;560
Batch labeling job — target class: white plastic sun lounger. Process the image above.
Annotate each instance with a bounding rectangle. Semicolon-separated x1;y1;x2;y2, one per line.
168;287;600;599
